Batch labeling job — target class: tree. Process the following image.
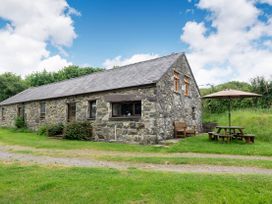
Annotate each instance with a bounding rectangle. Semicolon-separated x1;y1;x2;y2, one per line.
25;70;56;87
201;81;254;114
25;65;103;87
251;76;272;108
53;65;102;81
0;72;28;102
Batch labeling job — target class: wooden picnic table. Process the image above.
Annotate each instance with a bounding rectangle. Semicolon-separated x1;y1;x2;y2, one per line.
216;126;244;136
208;126;255;143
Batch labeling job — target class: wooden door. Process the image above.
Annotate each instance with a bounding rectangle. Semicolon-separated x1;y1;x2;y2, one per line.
67;103;76;122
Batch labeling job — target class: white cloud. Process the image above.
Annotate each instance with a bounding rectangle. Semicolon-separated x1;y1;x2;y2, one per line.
38;55;72;72
181;0;272;85
0;0;77;75
103;54;160;69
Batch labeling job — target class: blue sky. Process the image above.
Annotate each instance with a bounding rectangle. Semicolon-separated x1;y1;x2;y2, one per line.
0;0;271;85
66;0;196;66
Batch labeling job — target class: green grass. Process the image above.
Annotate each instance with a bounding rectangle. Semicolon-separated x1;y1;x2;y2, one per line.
0;163;272;204
98;155;272;169
203;108;272;142
169;136;272;156
1;127;272;156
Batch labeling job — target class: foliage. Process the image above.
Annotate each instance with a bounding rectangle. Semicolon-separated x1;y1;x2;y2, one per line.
0;73;28;102
203;108;272;142
14;116;27;129
201;78;272;114
47;123;64;137
251;76;272;108
0;66;102;103
64;121;93;140
37;125;48;136
25;65;102;87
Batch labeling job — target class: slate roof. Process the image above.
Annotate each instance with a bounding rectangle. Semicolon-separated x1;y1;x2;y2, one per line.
0;53;183;105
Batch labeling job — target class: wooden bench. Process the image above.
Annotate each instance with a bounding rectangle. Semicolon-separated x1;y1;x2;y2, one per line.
208;132;219;141
174;122;196;138
242;134;255;144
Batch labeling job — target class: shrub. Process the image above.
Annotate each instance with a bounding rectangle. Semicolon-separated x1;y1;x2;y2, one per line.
37;125;48;136
47;123;64;137
15;116;27;129
64;122;93;140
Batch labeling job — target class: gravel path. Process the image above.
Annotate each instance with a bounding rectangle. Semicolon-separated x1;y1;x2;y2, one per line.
1;144;272;161
1;147;272;175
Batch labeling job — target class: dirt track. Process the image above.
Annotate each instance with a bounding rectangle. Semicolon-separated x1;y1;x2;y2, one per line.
1;146;272;175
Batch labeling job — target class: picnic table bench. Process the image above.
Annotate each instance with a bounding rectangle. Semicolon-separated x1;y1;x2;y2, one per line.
208;126;255;143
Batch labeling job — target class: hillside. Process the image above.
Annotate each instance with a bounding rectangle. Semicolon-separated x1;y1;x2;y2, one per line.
203;109;272;142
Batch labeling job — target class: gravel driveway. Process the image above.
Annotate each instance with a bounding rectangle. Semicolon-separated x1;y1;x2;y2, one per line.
1;147;272;175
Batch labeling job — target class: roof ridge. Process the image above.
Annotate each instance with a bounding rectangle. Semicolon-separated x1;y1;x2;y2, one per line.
27;52;182;90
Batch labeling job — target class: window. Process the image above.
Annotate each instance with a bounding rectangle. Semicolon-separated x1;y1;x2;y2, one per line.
1;107;5;121
89;101;96;119
112;101;141;117
184;75;190;96
67;103;76;122
40;101;46;118
192;107;196;120
17;105;24;118
174;71;180;93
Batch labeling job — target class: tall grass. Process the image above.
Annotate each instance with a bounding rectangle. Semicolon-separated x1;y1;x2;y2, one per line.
203;108;272;142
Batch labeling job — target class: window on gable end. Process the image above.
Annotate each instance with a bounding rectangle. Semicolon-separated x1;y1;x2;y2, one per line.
184;75;190;96
174;71;180;93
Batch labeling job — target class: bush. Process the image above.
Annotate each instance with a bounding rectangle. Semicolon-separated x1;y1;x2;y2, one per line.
37;125;48;136
15;116;27;129
64;122;93;140
47;123;64;137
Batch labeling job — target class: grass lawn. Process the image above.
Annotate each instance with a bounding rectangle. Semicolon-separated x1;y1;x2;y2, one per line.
0;162;272;204
97;155;272;169
0;128;272;156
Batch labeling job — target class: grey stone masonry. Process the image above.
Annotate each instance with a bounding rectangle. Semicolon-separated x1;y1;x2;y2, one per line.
0;53;201;144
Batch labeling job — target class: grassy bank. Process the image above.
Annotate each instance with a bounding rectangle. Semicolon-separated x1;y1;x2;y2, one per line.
203;108;272;142
0;128;272;156
0;163;272;204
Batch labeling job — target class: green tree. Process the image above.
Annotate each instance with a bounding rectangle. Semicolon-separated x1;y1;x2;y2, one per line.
0;72;28;102
201;81;254;114
53;65;102;81
251;76;272;108
25;70;56;87
25;65;103;87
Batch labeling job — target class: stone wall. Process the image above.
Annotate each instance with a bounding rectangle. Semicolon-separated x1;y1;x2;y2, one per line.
0;85;158;144
0;55;202;144
156;55;202;140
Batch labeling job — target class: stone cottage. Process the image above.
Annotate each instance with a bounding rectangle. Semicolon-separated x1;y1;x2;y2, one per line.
0;53;201;143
